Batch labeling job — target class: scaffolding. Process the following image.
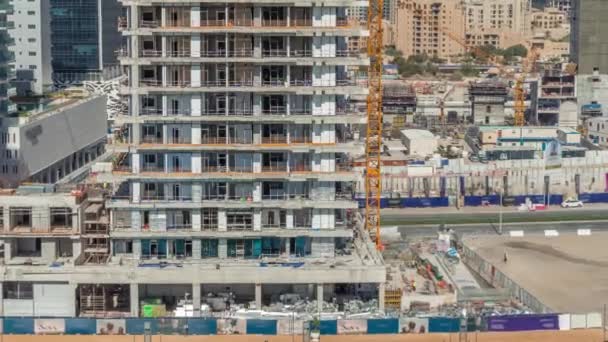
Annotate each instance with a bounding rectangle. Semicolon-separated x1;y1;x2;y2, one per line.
78;189;111;265
78;284;130;317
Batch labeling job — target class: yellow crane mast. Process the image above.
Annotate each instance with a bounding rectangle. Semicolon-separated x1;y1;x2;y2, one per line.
366;0;384;250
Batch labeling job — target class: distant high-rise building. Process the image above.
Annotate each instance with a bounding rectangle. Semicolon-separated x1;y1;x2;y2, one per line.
8;0;53;96
0;0;15;115
570;0;608;74
393;0;466;59
50;0;123;85
464;0;531;50
547;0;571;14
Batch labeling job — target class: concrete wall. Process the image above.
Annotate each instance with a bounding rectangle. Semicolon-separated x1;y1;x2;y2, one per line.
18;96;107;177
570;0;608;74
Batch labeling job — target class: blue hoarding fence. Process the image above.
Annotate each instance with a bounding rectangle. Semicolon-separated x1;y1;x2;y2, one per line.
246;319;277;335
486;314;559;332
65;318;96;335
186;318;217;335
367;319;399;334
401;197;449;208
4;318;35;334
579;192;608;203
319;320;338;335
428;317;460;333
464;195;500;206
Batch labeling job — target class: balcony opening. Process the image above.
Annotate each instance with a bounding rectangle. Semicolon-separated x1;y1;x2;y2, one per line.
169;239;192;258
4;282;33;300
201;209;218;230
262;66;285;86
227;239;259;258
57;238;73;257
141;239;167;259
16;238;41;258
263;210;286;229
201;239;219;258
167;210;192;230
9;207;32;230
263;182;285;200
262;124;287;144
262;7;286;26
113;240;133;255
50;207;73;229
226;210;253;231
262;95;286;115
262;152;287;171
262;37;285;57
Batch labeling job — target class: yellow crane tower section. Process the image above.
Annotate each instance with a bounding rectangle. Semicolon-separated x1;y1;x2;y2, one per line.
366;0;384;250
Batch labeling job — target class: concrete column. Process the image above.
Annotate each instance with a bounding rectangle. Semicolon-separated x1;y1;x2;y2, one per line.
133;239;142;258
0;282;4;316
255;283;262;309
317;284;324;313
378;283;385;312
130;283;139;317
161;7;167;27
162;36;167;57
192;239;201;259
286;36;290;57
130;4;139;29
253;210;262;231
192;210;201;231
41;238;56;261
72;239;82;259
284;238;290;257
286;7;290;27
286;210;294;229
218;210;227;231
218;239;228;258
192;283;201;316
286;65;290;87
3;239;13;261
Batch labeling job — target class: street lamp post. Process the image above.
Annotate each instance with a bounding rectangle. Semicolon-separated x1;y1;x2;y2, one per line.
499;190;503;235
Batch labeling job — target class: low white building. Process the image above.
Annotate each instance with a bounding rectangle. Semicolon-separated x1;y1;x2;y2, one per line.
400;129;438;157
587;116;608;146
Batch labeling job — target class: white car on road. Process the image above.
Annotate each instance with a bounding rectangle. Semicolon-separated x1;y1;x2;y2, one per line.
561;199;584;208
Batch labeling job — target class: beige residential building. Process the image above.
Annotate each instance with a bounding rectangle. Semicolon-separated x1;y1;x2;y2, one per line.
393;0;466;59
531;7;569;41
464;0;531;50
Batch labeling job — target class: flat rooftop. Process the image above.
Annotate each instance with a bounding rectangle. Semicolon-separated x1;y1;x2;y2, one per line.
464;233;608;313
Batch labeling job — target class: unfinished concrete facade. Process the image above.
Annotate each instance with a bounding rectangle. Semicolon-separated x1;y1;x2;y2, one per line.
58;0;393;318
469;81;508;125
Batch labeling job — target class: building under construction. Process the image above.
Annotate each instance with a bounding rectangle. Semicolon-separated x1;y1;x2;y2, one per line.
469;80;509;125
383;83;417;115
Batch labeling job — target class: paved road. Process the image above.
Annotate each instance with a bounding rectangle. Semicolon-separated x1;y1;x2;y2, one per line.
385;220;608;238
380;204;608;226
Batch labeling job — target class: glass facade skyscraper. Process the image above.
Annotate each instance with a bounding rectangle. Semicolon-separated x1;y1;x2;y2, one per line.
50;0;100;74
50;0;122;83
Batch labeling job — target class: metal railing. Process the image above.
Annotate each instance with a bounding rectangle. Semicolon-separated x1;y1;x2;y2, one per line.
261;135;288;144
141;136;163;144
262;49;288;57
262;163;288;172
168;137;192;144
261;19;287;27
262;193;309;200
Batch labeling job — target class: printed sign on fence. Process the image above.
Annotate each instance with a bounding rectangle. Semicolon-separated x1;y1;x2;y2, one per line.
277;319;304;335
399;317;428;333
35;319;65;335
487;314;559;331
217;318;246;335
96;319;126;335
337;319;367;334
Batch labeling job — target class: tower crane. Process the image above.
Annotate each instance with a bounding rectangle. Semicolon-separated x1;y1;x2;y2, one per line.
365;0;384;250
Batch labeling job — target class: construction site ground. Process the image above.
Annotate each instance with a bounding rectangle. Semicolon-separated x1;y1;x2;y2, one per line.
464;233;608;313
0;330;603;341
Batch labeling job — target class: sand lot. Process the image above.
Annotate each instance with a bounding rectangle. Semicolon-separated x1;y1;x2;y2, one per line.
464;232;608;313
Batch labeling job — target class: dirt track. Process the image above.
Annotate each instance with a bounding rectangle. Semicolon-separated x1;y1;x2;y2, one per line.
0;330;604;342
